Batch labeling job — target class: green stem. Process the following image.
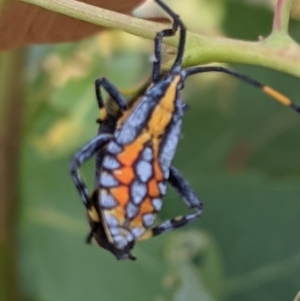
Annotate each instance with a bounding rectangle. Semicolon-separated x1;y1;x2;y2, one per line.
21;0;157;37
182;34;300;77
20;0;300;78
0;49;25;301
272;0;293;33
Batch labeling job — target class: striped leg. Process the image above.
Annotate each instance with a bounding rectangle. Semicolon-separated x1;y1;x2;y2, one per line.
69;134;112;208
184;66;300;114
95;78;128;122
138;166;203;241
152;166;202;236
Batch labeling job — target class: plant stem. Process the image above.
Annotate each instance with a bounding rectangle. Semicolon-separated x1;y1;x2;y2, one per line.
20;0;300;78
21;0;156;37
182;33;300;76
0;49;25;301
272;0;294;33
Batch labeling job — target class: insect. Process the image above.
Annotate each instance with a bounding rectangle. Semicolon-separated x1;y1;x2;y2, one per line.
69;0;300;260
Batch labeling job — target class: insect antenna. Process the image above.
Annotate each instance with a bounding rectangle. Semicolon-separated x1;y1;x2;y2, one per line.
184;65;300;114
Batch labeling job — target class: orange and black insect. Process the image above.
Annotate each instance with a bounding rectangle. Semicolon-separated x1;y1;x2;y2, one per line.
69;0;300;260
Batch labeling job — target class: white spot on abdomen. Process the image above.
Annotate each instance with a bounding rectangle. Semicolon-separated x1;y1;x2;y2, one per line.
152;198;162;211
107;141;122;154
113;235;128;248
136;160;152;182
131;180;147;205
102;156;120;170
115;126;137;145
100;190;117;208
131;227;144;238
103;213;118;227
142;147;153;161
158;182;167;195
142;213;155;228
100;172;118;187
126;202;138;219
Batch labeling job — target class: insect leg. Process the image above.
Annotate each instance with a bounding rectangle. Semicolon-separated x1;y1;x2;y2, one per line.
86;226;95;243
69;133;112;208
152;0;186;82
184;66;300;114
86;221;99;244
153;166;202;236
168;166;202;210
137;166;202;241
95;78;128;123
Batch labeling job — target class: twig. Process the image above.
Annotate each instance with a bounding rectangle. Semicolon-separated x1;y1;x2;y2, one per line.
20;0;300;78
272;0;294;33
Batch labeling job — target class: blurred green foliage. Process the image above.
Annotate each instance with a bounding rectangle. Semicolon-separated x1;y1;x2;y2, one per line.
13;1;300;301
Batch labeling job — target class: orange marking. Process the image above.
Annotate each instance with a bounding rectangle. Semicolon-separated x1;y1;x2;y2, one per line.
151;138;160;156
158;75;180;112
117;142;143;166
129;198;155;228
130;214;143;228
110;206;125;225
153;161;163;181
263;86;291;106
148;178;160;197
129;198;152;227
139;197;154;215
147;111;172;136
117;132;151;166
113;167;134;185
147;75;181;137
110;186;129;206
